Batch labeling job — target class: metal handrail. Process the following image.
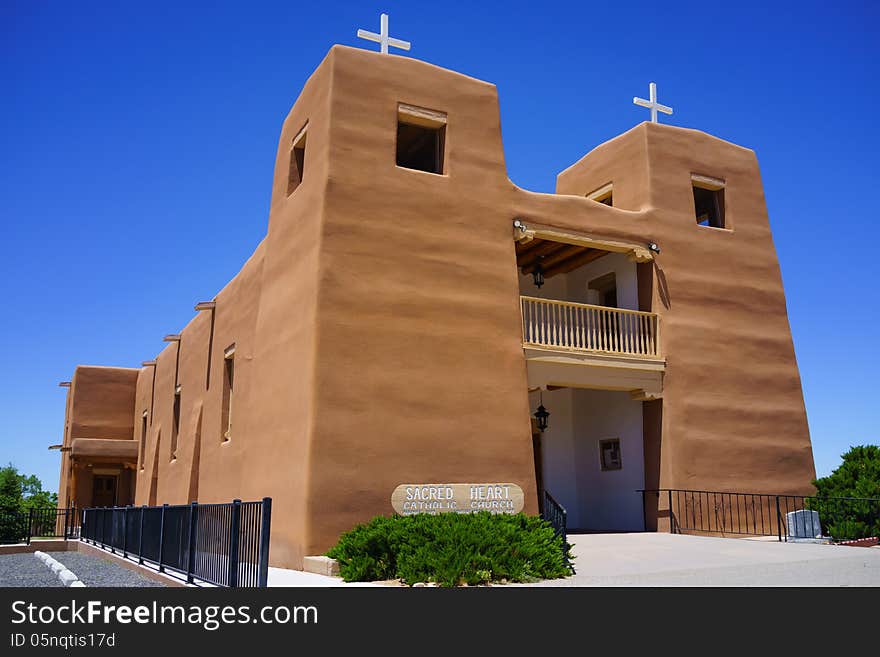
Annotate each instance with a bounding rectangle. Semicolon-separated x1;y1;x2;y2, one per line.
639;489;880;543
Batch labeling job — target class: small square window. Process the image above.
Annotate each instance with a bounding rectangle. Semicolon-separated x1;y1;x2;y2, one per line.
587;183;613;207
397;103;447;175
599;438;622;471
287;123;308;196
692;174;725;228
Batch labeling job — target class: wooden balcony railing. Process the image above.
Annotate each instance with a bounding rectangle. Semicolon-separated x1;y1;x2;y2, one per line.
520;296;661;359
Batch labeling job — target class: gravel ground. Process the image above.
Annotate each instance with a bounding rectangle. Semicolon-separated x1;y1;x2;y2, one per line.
0;553;63;587
46;551;166;587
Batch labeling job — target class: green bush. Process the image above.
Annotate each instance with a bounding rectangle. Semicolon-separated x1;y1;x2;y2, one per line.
327;512;573;587
809;445;880;540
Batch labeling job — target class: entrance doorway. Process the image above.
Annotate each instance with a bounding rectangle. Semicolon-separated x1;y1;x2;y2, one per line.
92;475;117;508
529;387;647;532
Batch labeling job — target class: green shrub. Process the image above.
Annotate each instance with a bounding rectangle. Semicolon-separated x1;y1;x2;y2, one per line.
327;512;573;587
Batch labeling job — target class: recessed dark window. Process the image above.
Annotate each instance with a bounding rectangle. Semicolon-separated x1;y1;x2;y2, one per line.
287;124;308;195
140;411;148;470
588;272;618;308
397;122;445;174
693;184;725;228
396;104;447;175
170;387;180;461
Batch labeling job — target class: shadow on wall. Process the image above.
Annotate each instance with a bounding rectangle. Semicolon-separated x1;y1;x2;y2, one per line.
654;262;671;310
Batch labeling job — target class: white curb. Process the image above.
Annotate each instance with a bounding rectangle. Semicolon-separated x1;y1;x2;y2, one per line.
33;551;86;587
58;569;78;586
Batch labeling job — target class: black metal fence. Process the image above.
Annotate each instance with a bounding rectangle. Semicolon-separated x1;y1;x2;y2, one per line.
640;489;880;542
0;507;80;545
80;498;272;587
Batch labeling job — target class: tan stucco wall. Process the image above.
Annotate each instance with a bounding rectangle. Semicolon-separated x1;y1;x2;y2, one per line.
56;46;815;568
556;123;815;493
68;366;138;442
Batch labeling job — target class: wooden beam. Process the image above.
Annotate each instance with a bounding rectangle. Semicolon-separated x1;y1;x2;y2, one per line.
514;222;654;263
516;238;568;262
521;244;584;274
544;248;609;277
515;236;551;258
399;103;447;128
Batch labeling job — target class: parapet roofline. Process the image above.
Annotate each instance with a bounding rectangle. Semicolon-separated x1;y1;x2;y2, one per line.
557;121;756;182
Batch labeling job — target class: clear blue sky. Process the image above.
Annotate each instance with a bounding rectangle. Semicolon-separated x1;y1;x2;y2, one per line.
2;1;877;492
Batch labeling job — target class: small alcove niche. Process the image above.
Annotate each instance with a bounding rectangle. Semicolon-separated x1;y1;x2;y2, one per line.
599;438;622;471
587;182;613;207
221;344;235;443
287;123;308;196
692;174;726;228
396;103;447;174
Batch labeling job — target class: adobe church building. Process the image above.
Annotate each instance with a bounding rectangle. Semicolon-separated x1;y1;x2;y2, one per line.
53;44;816;569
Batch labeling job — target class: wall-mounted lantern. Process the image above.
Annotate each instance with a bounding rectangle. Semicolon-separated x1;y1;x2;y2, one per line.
534;394;550;432
532;255;545;289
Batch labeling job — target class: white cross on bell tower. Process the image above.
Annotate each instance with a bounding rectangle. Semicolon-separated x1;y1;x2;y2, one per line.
633;82;673;123
357;13;411;55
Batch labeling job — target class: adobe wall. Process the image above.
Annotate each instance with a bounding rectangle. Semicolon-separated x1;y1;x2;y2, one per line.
557;123;815;494
303;47;538;558
58;46;816;568
68;366;138;442
299;48;814;561
133;242;267;507
56;366;138;508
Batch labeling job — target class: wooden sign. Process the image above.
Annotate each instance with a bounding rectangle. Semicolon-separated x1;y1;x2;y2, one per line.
391;483;525;516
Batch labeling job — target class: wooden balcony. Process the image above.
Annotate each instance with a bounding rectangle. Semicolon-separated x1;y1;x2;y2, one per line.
520;296;661;359
520;296;664;397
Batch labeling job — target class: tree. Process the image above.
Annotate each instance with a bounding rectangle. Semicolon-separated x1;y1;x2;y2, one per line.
0;464;57;513
810;445;880;540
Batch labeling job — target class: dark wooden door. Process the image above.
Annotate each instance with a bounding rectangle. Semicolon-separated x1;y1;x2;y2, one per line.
92;475;117;507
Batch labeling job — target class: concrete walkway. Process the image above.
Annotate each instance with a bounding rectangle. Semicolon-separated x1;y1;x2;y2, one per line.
267;566;386;587
526;532;880;586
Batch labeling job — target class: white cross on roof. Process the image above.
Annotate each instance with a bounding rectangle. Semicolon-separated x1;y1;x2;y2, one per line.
357;13;411;55
633;82;673;123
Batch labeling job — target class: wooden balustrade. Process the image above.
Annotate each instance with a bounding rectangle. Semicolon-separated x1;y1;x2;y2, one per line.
520;296;661;358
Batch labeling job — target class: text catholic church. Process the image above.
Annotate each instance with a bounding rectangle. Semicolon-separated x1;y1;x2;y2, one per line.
53;28;816;568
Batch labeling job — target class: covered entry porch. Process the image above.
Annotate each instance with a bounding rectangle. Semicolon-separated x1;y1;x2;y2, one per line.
514;223;664;533
62;439;138;509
